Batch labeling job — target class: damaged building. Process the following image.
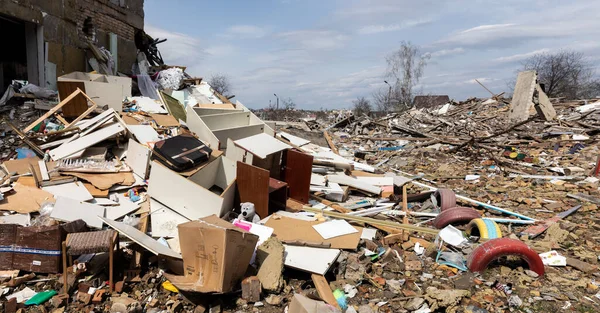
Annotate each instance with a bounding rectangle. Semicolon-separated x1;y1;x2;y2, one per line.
0;0;144;95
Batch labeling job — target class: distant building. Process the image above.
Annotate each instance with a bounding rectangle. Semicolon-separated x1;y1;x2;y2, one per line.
413;95;450;109
0;0;144;94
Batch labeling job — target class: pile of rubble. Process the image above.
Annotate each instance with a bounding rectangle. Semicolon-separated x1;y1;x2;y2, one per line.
1;57;600;313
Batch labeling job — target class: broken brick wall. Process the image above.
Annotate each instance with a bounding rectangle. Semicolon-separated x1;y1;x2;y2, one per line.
0;0;144;76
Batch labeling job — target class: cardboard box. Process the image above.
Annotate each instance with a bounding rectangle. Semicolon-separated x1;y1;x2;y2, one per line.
288;293;341;313
168;215;258;293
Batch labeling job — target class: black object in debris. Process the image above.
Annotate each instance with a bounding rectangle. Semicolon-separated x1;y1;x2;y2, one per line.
152;134;212;171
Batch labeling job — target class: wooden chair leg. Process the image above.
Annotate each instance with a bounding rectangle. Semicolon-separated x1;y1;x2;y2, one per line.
109;236;114;293
62;241;68;295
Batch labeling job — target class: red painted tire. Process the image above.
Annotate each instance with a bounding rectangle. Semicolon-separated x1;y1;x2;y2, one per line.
432;206;481;229
433;189;457;211
467;238;545;276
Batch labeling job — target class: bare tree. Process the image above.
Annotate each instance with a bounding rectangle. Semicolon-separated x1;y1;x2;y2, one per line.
385;41;430;108
208;74;232;97
353;96;372;116
282;97;296;110
520;50;599;99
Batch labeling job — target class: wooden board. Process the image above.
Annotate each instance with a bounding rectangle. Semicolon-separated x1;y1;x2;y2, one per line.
201;112;251;130
234;133;291;159
193;107;242;117
213;124;265;150
149;114;179;127
149;198;190;238
2;157;41;178
185;106;220;150
264;215;362;250
126;125;160;146
84;183;109;197
99;216;181;259
277;132;310;147
147;161;228;219
42;181;94;201
0;177;54;213
126;139;151;179
534;84;557;121
283;245;340;275
63;172;135;190
49;123;125;159
57;81;87;117
160;92;187;122
311;274;341;309
326;175;381;195
236;161;270;218
283;149;313;204
51;196;105;228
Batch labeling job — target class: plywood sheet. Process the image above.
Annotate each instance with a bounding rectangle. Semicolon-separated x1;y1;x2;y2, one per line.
150;114;179;127
278;132;310;147
0;177;54;213
284;150;313;204
3;157;41;178
63;172;135;190
213;124;265;149
51;196;104;228
99;216;181;259
201;112;250;130
50;123;125;159
237;161;270;218
234;133;291;159
103;192;140;220
160;92;186;122
83;183;108;198
264;215;362;250
57;81;87;117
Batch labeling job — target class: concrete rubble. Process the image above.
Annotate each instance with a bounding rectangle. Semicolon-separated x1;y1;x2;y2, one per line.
1;10;600;313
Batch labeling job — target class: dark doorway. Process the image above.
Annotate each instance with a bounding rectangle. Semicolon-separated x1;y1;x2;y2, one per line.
0;14;28;95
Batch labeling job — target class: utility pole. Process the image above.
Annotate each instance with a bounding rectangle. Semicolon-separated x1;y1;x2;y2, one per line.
384;81;392;111
274;93;279;110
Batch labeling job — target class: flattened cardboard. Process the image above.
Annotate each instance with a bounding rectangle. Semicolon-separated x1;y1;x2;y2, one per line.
150;114;179;127
0;177;54;213
63;172;135;190
264;215;362;250
171;215;258;293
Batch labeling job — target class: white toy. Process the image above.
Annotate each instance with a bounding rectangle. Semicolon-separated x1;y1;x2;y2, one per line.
240;202;261;223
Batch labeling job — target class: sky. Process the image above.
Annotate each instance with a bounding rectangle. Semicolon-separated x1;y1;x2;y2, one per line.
144;0;600;110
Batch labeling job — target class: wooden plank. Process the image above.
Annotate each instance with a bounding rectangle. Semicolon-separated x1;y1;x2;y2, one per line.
283;149;313;204
311;274;341;309
201;112;251;130
234;133;291;159
57;81;87;117
24;88;83;132
213;124;265;150
83;183;109;198
125;138;151;178
49;122;125;160
99;216;181;259
323;130;339;154
0;177;54;213
193;107;242;117
42;181;94;201
508;71;537;122
326;175;381;195
64;90;98;130
277;132;310;147
236;161;270;218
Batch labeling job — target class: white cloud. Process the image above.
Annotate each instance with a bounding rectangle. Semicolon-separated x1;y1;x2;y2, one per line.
144;24;205;65
430;47;465;58
493;48;551;63
225;25;268;38
277;30;349;50
358;19;431;34
204;44;236;57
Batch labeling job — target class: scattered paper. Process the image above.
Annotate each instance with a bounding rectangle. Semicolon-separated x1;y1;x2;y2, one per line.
439;225;467;246
6;287;36;303
414;242;425;255
465;175;480;181
539;250;567;266
573;134;590;140
313;219;358;239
